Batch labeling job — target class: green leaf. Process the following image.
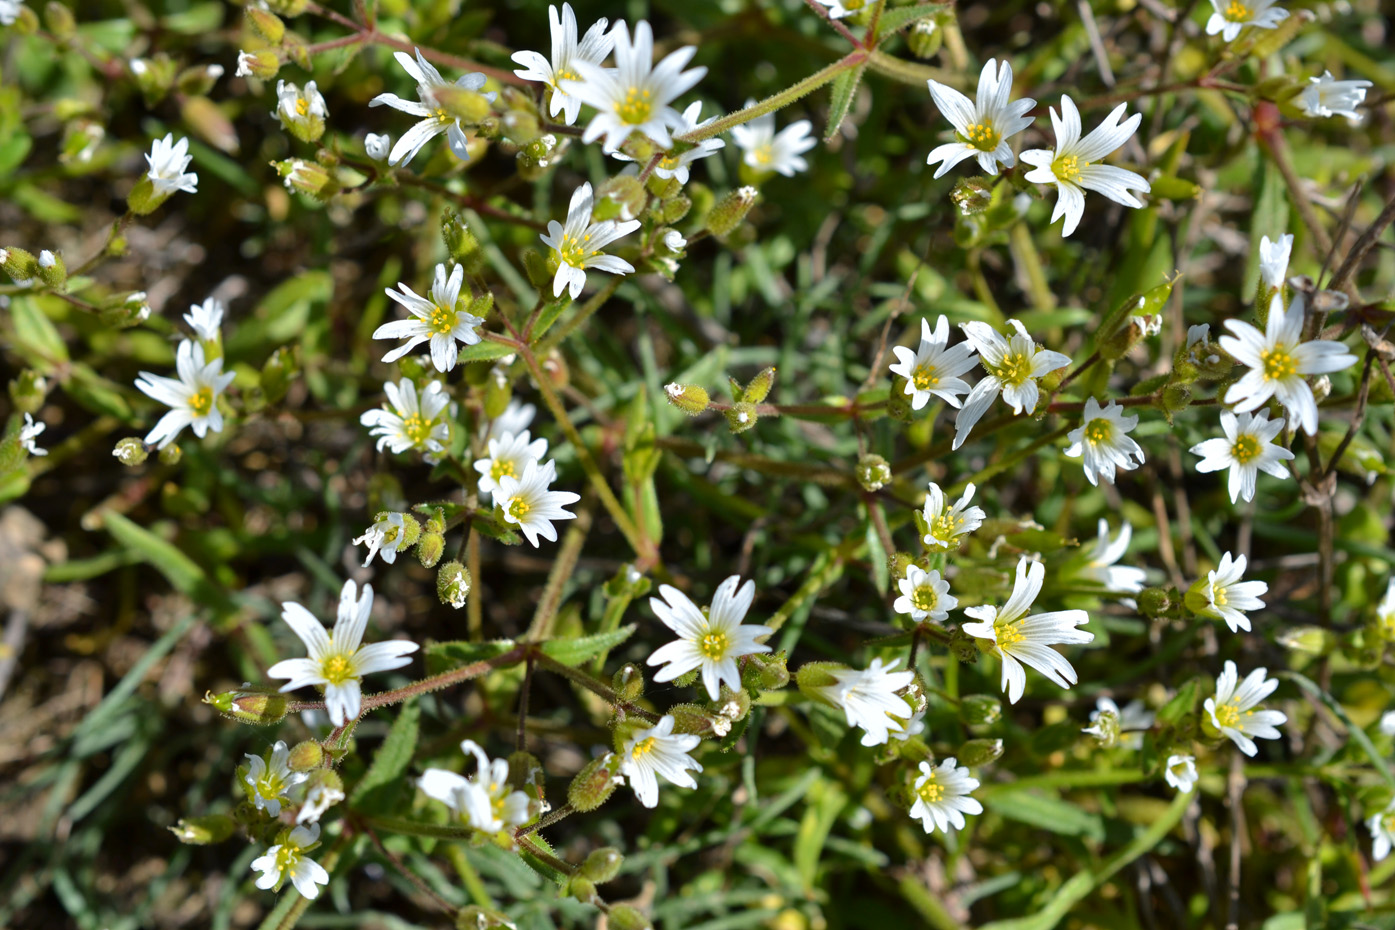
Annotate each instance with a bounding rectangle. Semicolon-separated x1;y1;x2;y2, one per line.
539;624;637;667
457;340;518;364
424;639;521;675
873;2;946;37
1285;670;1395;789
864;517;889;596
0;132;32;175
1156;677;1199;726
103;511;208;597
824;62;868;142
351;698;420;808
986;790;1106;841
793;778;846;890
10;297;69;365
225;271;334;358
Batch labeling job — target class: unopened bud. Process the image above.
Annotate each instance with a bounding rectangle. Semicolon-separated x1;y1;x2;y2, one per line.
949;628;979;665
750;651;790;690
516;133;563;181
795;662;842;702
442;211;486;276
9;370;47;415
1137;586;1172;618
125;175;173;216
887;376;914;422
437;561;471;609
580;847;623;883
1278;625;1335;655
569;876;598;903
1082;710;1120;748
33;250;65;290
1161;383;1190;415
609;904;653;930
960;693;1001;726
856;453;891;492
170;813;236;845
1311;375;1331;404
277;159;335;199
664;382;709;415
113;437;149;466
130;54;177;106
43;2;75;38
237;49;280;80
725;402;758;434
158;442;183;465
668;702;723;737
742;366;776;404
521;248;551;292
957;737;1004;766
287;740;323;771
706;186;758;238
263;0;306;16
907;18;942;58
567;753;621;812
596;173;646;222
100;291;151;328
204;688;289;725
1;247;38;284
950;178;992;215
612;663;645;702
663;195;691;224
245;7;285;42
417;532;445;569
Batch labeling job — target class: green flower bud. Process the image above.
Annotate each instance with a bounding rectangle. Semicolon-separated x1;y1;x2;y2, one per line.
795;662;842;703
609;904;653;930
580;846;623;883
177;63;224;97
706;186;758;238
662;195;691;225
506;750;544;795
264;0;306;16
276;159;336;199
10;4;39;33
429;84;494;125
1278;626;1335;655
287;740;323;771
516;133;563;181
612;663;645;702
34;250;66;291
568;876;598;903
750;651;790;690
567;753;621;812
856;453;891;492
663;382;709;415
668;702;725;737
245;6;286;40
1083;710;1119;748
113;437;149;466
725;402;758;434
43;2;76;39
950;178;993;215
130;55;177;106
906;19;942;58
887;375;914;422
441;210;487;276
125;175;173;216
960;693;1001;726
957;737;1004;766
203;688;289;725
9;369;47;415
238;49;281;80
158;443;183;465
1;247;39;284
645;172;681;200
618;133;656;165
597;173;646;222
98;291;152;328
169;813;236;845
417;532;445;569
484;366;512;419
437;561;472;609
521;247;551;292
948;628;979;664
742;366;777;404
1136;586;1172;618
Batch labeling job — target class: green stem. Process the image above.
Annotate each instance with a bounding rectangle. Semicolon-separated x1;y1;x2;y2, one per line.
1008;222;1056;311
288;646;527;715
446;845;496;909
675;52;867;145
365;815;479;840
948;424;1071;494
865;49;956;88
526;505;592;641
534;651;661;722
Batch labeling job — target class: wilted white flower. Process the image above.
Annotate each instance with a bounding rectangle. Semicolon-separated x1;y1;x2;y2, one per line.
1258;233;1293;290
145;133;199;194
818;658;915;746
909;757;983;835
19;413;47;457
274;80;327;135
267;579;419;726
1204;660;1287;756
730;99;816;177
955;320;1071;449
1190;409;1294;503
418;740;532;833
364;132;391;161
1205;0;1287;42
1164;754;1198;793
922;481;986;550
251;824;330;899
1086;696;1154;749
473;430;548;503
1197;551;1267;633
539;182;640;300
961;557;1094;704
925;59;1035;178
235;50;257;78
369;49;496;166
1063;397;1145;486
184;297;224;342
620;715;703;808
647;575;773;701
1079;520;1146;594
360;378;452;458
134;340;235;448
893;565;957;623
374;262;484;372
295;781;345;825
511;2;614;126
495;457;580;546
887;316;978;411
1298;71;1372;121
352;512;412;566
243;741;308;817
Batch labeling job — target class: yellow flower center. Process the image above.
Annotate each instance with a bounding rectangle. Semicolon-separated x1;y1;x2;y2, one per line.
1260;346;1297;381
844;0;865;9
994;618;1024;648
320;652;355;685
1231;434;1261;464
911;584;938;613
659;153;680;171
557;232;596;268
1052;154;1087;182
428;303;457;336
1211;584;1228;607
753;145;774;166
912;365;939;391
1214;700;1242;729
930;514;961;543
918;774;944;803
295;97;309;117
189;386;215;417
614;85;653;125
490;459;517;481
273;844;302;874
962;121;1001;152
507;495;531;521
991;351;1035;387
1085;419;1113;445
402;413;433;445
1223;1;1251;22
553;67;581;85
698;630;729;660
631;736;657;759
256;771;286;801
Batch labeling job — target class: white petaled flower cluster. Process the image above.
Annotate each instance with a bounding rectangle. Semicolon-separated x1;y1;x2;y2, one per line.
146;133;198;194
540;182;641;300
894;565;956;623
1078;520;1146;595
909;757;982;835
1205;0;1288;42
267;579;419;726
274;80;327;132
1190;410;1294;504
361;378;452;460
364;133;391;161
511;2;614;126
956;320;1071;449
922;481;985;550
961;557;1094;704
373;262;484;372
251;824;330;900
647;575;772;700
621;715;703;808
19;413;46;457
370;49;496;166
1064;397;1145;486
888;316;978;412
926;59;1035;178
134;339;235;448
474;429;549;503
243;741;307;818
419;740;532;833
818;657;915;746
1298;71;1372;121
730;100;816;177
184;297;225;343
1199;551;1267;633
1204;660;1287;757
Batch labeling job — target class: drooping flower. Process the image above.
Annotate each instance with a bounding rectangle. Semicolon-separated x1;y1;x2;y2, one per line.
145;133;199;195
1298;71;1372;121
1189;409;1294;504
352;512;414;566
887;316;978;411
615;101;724;184
925;59;1035;179
19;413;47;457
1164;754;1199;793
364;133;391;161
510;2;615;126
134;339;236;448
373;262;484;372
360;378;452;459
495;457;581;547
1205;0;1288;43
1063;397;1145;486
620;715;703;808
274;80;327;142
369;49;496;166
908;757;983;835
267;579;419;726
243;741;308;818
954;320;1071;449
1078;520;1147;594
1369;800;1395;862
1219;292;1358;436
1204;660;1287;756
893;565;957;623
418;740;532;833
251;824;330;899
730;99;816;177
1258;233;1293;290
539;182;640;300
647;575;773;701
473;429;549;503
1196;551;1267;633
817;658;916;746
961;557;1094;704
1020;96;1150;237
1084;696;1154;749
562;20;707;153
921;481;986;550
184;297;225;343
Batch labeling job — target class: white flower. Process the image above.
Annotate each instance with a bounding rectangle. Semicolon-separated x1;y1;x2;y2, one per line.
1020;96;1149;238
183;297;224;342
418;740;532;832
274;80;327;130
620;715;703;808
1199;551;1267;633
235;50;256;78
925;59;1035;179
730;100;816;177
647;575;773;700
955;320;1071;449
1080;520;1146;594
1204;660;1287;756
818;657;915;746
888;316;978;411
473;429;549;502
296;781;345;825
1380;709;1395;737
909;757;983;834
561;20;707;153
1086;696;1154;749
360;378;452;458
373;262;484;372
369;49;496;166
1186;323;1221;366
483;399;536;442
1298;71;1372;121
890;707;928;742
1205;0;1288;42
893;565;957;623
145;133;198;194
1369;801;1395;862
539;182;640;300
1164;754;1198;793
1220;293;1357;436
1063;397;1145;486
267;579;419;726
38;250;55;269
243;741;308;817
495;457;580;546
510;2;614;127
922;481;986;550
662;229;687;252
961;557;1094;704
352;512;411;566
19;413;46;457
0;0;24;26
1379;580;1395;635
364;132;391;161
1258;233;1293;289
615;101;724;184
811;0;867;18
134;340;235;448
251;824;330;899
1189;409;1294;504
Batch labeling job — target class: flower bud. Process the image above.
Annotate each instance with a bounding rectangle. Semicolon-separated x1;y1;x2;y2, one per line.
541;349;569;390
417;532;445;569
668;702;724;737
130;55;177;106
1183;579;1215;618
43;1;76;38
178;63;225;97
664;382;709;415
113;437;149;466
158;442;183;465
276;158;336;199
204;688;289;725
9;370;47;415
662;195;691;225
887;376;914;422
742;366;776;404
169;813;236;845
749;651;790;690
612;663;645;702
951;178;993;215
59;118;105;166
580;846;623;883
238;49;280;81
568;876;598;903
609;904;653;930
949;628;979;664
960;693;1000;726
282;742;321;772
1;246;38;285
456;906;517;930
1136;586;1172;618
264;0;306;16
856;454;891;492
957;737;1004;766
1278;625;1335;655
516;133;563;181
125;175;173;216
441;210;487;276
705;186;758;238
597;173;646;222
1082;710;1119;748
567;753;622;812
907;18;943;58
521;247;551;292
245;6;286;41
437;561;472;609
428;84;494;125
795;662;842;702
99;291;151;328
725;402;758;434
31;250;65;290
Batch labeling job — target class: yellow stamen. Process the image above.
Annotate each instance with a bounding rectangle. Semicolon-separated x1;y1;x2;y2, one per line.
912;366;939;391
1231;434;1261;464
320;653;355;684
962;121;1001;152
490;459;518;481
994;618;1023;648
402;413;432;445
428;303;457;336
1224;1;1251;22
507;496;531;521
992;351;1034;387
614;85;653;125
631;736;657;758
1085;419;1112;445
918;774;944;803
189;386;215;417
911;584;938;613
1260;346;1297;381
1052;153;1087;182
698;630;729;660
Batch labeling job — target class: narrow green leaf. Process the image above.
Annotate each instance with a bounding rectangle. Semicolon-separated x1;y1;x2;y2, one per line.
539;624;637;667
985;790;1106;840
873;2;946;38
351;698;421;806
457;341;518;364
104;511;208;596
1285;670;1395;789
824;62;868;142
424;639;521;675
793;778;846;890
